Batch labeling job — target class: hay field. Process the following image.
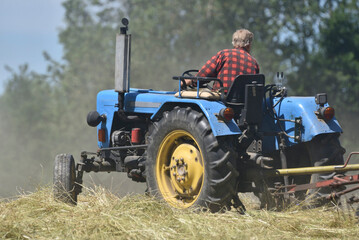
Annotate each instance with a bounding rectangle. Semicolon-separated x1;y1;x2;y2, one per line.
1;187;358;239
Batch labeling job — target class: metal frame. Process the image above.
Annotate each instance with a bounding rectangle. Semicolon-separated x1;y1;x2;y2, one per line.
266;152;359;200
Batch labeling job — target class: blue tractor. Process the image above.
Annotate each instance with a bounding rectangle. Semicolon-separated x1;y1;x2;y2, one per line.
54;19;359;212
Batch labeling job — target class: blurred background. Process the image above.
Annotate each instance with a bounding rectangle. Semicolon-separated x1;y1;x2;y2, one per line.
0;0;358;197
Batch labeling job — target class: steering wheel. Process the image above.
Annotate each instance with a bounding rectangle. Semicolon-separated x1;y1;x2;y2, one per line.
181;69;199;89
182;69;199;77
182;69;217;92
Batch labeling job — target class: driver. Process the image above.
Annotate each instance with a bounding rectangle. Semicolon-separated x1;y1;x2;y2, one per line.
186;29;260;93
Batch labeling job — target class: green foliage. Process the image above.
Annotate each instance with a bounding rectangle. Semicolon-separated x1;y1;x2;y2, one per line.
319;0;359;112
0;65;57;195
281;0;359;152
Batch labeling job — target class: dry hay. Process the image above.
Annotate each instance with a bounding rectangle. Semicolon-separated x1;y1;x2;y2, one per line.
0;186;358;239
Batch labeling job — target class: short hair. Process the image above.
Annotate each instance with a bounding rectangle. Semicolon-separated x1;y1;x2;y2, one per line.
232;29;254;48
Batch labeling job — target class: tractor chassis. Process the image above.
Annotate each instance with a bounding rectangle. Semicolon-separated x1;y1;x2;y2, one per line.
73;145;149;196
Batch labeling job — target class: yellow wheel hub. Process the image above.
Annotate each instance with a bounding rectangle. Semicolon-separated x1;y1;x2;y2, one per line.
156;130;204;208
170;143;204;195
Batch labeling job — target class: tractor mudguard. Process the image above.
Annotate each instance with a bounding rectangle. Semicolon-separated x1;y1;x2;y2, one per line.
150;100;241;137
261;96;342;152
123;89;241;137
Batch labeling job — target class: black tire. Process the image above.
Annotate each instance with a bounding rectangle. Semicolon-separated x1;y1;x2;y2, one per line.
305;133;345;197
53;154;78;204
257;133;345;209
146;107;239;212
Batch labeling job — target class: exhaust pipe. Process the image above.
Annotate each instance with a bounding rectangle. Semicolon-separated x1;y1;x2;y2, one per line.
115;18;131;93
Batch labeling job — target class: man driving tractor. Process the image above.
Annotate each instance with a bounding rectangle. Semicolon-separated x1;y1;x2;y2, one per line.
185;28;259;93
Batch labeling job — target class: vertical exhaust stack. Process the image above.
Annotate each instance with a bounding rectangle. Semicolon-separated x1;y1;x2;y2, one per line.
115;18;131;93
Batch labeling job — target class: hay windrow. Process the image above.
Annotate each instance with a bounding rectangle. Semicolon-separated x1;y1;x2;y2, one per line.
0;187;358;239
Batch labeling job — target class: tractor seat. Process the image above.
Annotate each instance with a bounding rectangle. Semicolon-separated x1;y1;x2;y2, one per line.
226;74;265;105
174;74;265;102
174;88;221;100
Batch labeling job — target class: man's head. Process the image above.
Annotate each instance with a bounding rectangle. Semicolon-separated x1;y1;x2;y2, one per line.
232;29;254;51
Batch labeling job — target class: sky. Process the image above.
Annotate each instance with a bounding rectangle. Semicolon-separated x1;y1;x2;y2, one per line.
0;0;65;93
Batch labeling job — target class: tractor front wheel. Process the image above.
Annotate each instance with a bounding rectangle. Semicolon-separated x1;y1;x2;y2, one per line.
53;154;78;204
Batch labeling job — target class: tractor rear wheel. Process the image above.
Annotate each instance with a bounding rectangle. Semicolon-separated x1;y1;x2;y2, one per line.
305;133;345;198
53;154;78;204
146;107;239;212
257;133;345;209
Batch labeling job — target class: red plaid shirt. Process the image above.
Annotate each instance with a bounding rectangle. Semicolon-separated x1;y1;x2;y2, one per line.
197;48;259;92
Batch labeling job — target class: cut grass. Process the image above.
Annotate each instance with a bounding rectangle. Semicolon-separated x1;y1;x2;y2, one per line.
0;187;358;239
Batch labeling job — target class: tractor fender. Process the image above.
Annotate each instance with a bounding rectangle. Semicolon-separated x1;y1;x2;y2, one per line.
150;99;241;137
261;96;342;151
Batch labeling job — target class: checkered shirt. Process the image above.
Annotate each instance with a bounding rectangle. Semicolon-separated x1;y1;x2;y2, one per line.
197;48;259;92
